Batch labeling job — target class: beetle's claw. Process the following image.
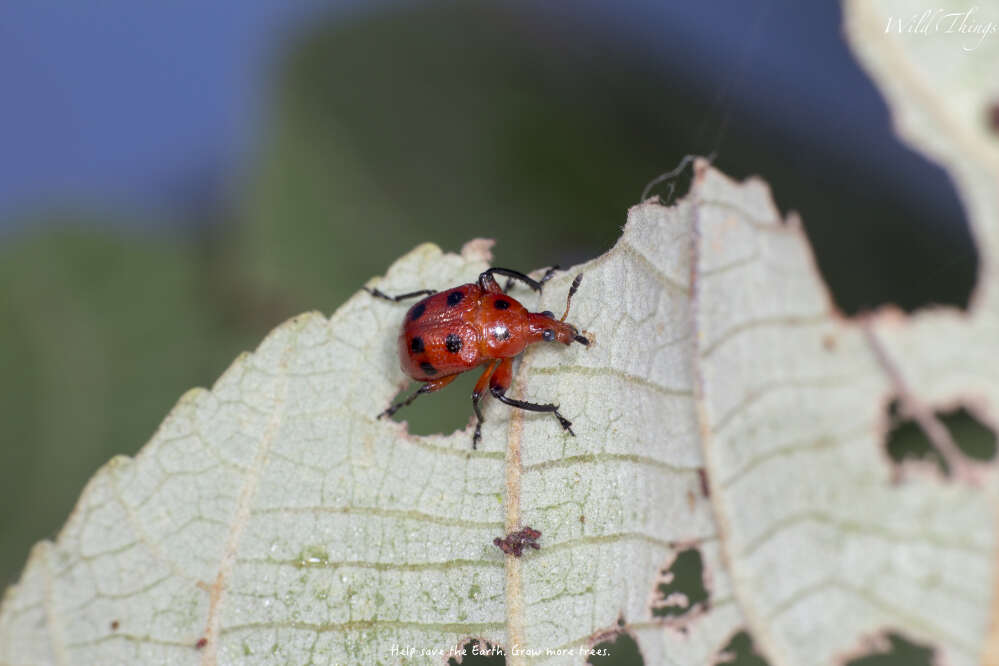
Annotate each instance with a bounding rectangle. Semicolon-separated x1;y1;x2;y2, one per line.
554;410;575;436
538;265;560;288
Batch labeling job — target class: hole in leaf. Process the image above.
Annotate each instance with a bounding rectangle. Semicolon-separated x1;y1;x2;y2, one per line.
945;408;999;461
447;639;506;665
884;400;997;477
651;547;709;621
713;630;770;665
386;371;480;438
587;627;644;665
841;630;936;666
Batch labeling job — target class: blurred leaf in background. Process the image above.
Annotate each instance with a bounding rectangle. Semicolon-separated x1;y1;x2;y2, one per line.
0;226;234;584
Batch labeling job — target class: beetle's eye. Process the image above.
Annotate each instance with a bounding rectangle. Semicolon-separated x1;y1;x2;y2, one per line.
541;310;555;319
542;329;555;341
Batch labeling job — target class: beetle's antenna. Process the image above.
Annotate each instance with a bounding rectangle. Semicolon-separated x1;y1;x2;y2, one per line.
560;274;583;322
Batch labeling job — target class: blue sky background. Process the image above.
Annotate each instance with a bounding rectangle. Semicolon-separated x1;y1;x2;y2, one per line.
0;0;966;235
0;0;366;228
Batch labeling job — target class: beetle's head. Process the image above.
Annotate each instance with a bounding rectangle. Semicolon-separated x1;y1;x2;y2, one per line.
528;313;588;346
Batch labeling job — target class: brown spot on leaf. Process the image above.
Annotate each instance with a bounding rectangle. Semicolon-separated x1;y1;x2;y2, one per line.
493;526;541;557
698;468;710;498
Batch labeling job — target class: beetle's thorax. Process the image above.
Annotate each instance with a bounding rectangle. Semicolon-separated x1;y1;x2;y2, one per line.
473;290;530;358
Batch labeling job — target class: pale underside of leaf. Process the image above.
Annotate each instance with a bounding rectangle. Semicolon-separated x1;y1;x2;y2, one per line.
690;165;994;666
843;1;999;663
0;202;738;666
2;153;996;665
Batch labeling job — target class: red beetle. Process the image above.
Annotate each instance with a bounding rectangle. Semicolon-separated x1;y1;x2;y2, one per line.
367;267;589;448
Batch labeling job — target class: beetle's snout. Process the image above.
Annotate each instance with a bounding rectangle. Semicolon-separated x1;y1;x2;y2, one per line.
566;322;588;346
528;313;585;346
559;323;590;347
557;322;588;347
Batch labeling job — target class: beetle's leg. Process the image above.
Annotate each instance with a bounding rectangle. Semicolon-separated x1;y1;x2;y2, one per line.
470;360;501;449
379;374;458;419
489;358;575;436
365;287;437;302
480;267;556;294
501;265;559;293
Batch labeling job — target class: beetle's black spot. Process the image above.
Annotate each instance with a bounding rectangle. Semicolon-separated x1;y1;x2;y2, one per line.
410;336;425;353
445;333;463;353
542;329;555;342
410;303;426;321
446;291;464;307
494;298;510;310
493;326;511;341
420;361;438;376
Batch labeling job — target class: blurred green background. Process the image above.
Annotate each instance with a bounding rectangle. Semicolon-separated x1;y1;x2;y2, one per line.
0;2;985;662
